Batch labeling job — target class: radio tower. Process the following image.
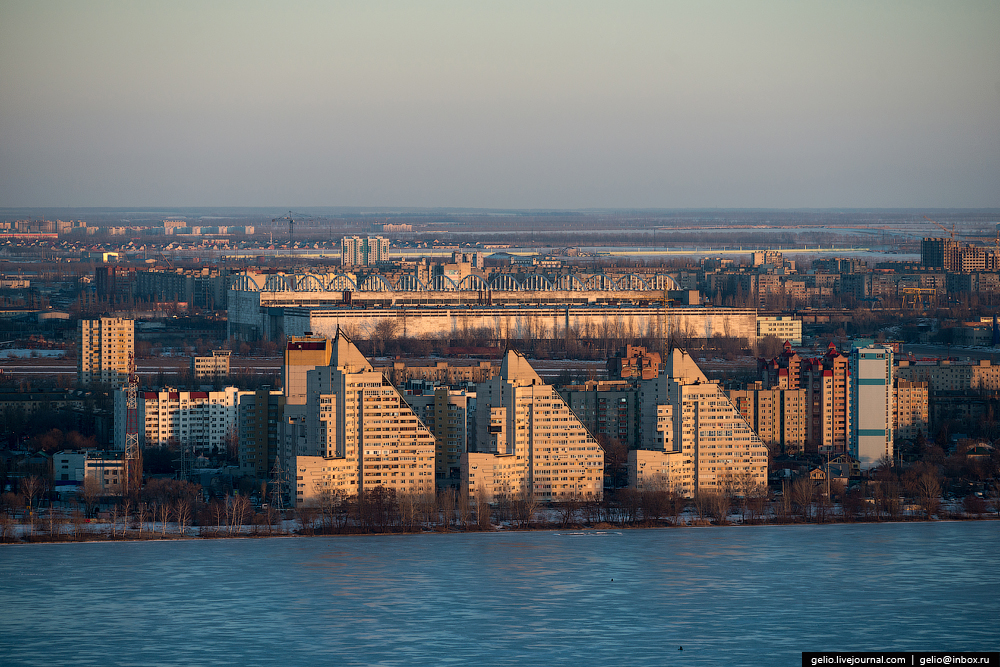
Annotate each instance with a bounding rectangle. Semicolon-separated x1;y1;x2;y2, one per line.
269;456;284;511
124;351;142;496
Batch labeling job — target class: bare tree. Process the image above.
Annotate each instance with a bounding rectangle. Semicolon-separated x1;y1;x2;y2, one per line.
915;471;941;519
511;483;537;529
790;477;814;521
557;495;581;527
81;478;101;519
174;498;191;535
21;475;44;513
475;488;492;531
456;489;472;530
439;489;456;531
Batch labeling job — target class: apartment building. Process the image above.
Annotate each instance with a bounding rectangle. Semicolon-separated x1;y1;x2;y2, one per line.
759;341;849;454
78;317;134;388
291;332;437;506
756;316;802;346
239;389;286;479
850;345;894;470
115;386;248;453
896;358;1000;393
558;381;639;447
341;236;389;267
404;387;476;486
894;379;929;441
461;350;604;502
631;349;769;496
378;360;497;387
727;384;807;455
190;350;231;382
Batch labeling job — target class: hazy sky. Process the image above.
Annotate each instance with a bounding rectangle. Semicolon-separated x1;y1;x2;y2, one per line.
1;1;997;208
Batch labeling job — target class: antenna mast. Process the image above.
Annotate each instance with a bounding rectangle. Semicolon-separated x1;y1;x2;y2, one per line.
124;351;141;496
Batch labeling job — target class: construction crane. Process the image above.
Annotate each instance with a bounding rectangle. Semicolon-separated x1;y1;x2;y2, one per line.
924;215;956;240
123;351;141;497
272;211;314;247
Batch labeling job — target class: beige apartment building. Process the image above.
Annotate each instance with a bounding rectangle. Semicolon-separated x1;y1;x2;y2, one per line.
290;332;437;507
404;387;475;486
896;358;1000;393
78;317;134;388
728;383;807;455
893;379;929;441
190;350;231;382
631;349;769;496
461;350;604;502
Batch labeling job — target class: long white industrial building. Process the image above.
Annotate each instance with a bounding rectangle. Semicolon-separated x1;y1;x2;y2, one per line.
227;271;756;343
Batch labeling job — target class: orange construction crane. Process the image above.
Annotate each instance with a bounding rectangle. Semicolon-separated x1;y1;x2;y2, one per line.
924;215;955;240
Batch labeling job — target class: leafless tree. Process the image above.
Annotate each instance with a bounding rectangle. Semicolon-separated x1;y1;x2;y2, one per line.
439;490;456;531
21;475;44;513
457;490;472;530
511;483;537;529
135;502;149;538
0;513;13;543
475;488;492;531
81;478;101;518
557;494;581;527
915;471;941;519
790;477;814;521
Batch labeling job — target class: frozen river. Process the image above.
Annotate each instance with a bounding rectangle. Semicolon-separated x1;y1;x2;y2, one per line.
1;522;997;666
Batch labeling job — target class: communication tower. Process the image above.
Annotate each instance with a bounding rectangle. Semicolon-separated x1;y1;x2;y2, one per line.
124;351;141;495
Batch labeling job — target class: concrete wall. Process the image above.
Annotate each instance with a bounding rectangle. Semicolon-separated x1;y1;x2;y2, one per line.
273;305;757;345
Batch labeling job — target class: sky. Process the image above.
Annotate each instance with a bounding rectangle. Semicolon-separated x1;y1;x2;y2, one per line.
1;1;998;209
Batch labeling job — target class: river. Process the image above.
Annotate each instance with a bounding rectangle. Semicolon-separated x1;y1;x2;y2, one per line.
1;522;996;666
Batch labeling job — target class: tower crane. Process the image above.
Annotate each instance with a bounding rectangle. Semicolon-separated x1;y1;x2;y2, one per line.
271;211;314;247
924;216;956;240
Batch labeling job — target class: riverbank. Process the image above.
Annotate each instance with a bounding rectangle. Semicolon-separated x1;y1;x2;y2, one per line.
2;506;996;545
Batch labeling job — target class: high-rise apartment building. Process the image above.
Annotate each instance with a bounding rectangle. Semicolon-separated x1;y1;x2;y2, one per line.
921;237;960;271
404;387;476;487
78;317;134;388
893;379;929;441
850;345;894;470
727;383;807;455
341;236;389;266
631;350;769;496
759;341;849;455
115;386;249;452
290;332;437;506
239;389;286;479
461;350;604;502
558;381;639;446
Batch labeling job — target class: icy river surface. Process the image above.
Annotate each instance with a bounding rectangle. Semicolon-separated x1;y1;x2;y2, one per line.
1;522;997;666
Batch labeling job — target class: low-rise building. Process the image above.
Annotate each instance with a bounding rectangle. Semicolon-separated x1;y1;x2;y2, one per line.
756;316;802;346
52;450;125;494
191;350;231;382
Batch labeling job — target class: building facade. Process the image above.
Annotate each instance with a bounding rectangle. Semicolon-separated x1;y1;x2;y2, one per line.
191;350;231;382
631;349;769;496
850;345;894;470
78;317;134;388
290;333;437;506
341;236;390;267
461;350;604;502
115;386;248;454
756;316;802;346
404;388;476;488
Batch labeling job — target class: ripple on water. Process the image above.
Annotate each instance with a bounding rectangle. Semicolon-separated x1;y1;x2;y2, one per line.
1;523;997;666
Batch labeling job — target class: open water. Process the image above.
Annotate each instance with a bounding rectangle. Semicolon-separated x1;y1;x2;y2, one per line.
1;522;997;666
